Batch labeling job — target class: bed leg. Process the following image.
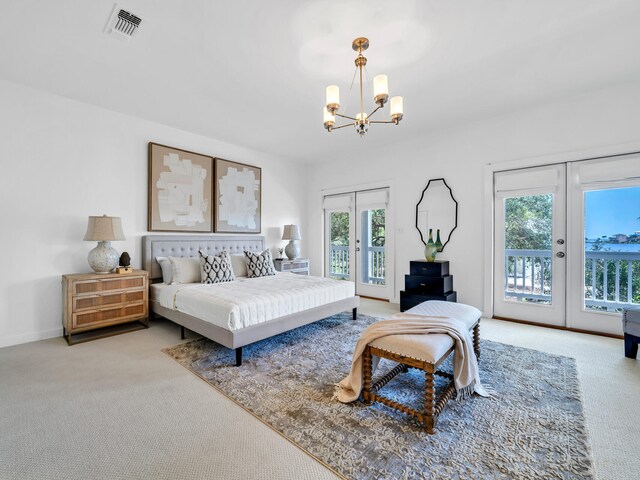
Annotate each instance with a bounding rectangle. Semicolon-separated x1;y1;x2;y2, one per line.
352;307;358;320
235;347;242;367
180;326;185;340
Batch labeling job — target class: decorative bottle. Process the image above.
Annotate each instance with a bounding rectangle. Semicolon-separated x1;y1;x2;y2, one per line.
435;229;443;253
424;228;438;262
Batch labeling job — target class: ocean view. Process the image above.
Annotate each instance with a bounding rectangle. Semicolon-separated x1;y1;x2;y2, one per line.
585;242;640;252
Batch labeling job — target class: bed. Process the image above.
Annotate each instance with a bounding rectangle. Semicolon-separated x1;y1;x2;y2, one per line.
143;235;360;365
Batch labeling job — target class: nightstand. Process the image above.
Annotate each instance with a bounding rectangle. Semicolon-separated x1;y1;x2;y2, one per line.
62;269;149;345
274;258;310;275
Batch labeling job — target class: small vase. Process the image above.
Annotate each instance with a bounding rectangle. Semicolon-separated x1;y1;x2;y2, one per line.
424;229;438;262
435;229;443;253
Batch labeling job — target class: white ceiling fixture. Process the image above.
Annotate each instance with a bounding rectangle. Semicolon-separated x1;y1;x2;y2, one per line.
104;4;142;41
323;37;404;137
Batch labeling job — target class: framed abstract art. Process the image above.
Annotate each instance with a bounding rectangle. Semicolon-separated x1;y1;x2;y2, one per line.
214;158;262;233
148;143;213;232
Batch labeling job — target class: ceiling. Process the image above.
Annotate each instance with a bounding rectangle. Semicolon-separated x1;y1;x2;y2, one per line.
1;0;639;163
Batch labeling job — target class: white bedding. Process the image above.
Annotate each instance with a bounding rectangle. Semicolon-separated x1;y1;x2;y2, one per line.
151;273;355;331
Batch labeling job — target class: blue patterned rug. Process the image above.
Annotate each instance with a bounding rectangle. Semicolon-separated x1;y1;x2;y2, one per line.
163;312;593;479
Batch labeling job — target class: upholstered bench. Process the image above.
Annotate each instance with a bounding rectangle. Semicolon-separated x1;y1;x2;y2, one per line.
405;301;482;359
623;306;640;359
362;332;456;434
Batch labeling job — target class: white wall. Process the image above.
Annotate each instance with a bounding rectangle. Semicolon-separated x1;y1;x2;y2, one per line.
306;82;640;309
0;79;308;347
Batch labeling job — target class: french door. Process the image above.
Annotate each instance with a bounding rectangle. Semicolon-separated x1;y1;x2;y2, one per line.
493;164;567;326
324;188;394;300
493;153;640;335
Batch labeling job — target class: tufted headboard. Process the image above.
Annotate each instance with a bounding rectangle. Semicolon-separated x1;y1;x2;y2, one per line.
142;235;266;281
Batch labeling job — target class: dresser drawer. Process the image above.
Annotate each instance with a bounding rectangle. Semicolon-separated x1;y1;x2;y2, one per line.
281;260;309;271
72;302;147;328
404;274;453;295
400;291;457;312
73;276;146;295
409;260;449;277
73;289;145;311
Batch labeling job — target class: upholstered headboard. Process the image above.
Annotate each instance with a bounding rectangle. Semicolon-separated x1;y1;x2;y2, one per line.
142;235;266;280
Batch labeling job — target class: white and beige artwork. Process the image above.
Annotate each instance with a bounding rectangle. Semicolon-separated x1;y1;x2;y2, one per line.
157;153;208;226
215;159;261;233
149;144;213;232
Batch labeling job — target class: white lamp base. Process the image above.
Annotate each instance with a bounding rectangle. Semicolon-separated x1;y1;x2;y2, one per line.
88;241;119;274
285;240;300;260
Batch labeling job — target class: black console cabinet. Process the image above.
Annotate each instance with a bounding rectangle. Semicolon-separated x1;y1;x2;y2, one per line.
400;260;457;311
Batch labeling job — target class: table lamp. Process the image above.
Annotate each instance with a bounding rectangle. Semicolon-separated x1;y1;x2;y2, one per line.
83;215;126;273
282;224;301;260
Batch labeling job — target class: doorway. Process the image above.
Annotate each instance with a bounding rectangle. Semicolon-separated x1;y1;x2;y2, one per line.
324;188;394;300
492;153;640;335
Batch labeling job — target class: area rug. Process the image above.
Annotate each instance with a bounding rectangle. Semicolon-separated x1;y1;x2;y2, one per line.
163;313;594;479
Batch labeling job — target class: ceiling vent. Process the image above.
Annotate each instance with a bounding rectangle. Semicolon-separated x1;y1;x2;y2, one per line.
104;4;142;41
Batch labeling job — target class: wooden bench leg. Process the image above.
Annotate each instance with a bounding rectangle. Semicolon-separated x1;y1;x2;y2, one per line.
473;321;481;360
362;346;373;404
424;370;436;434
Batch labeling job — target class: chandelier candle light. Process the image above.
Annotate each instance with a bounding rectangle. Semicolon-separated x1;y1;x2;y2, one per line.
324;37;404;137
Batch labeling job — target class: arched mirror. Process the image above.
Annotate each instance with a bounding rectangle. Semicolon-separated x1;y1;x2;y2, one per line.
415;178;458;251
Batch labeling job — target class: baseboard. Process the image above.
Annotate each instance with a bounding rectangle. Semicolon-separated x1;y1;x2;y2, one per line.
0;327;63;348
492;316;623;339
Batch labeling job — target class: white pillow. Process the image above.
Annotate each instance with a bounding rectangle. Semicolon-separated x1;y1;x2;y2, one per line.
169;256;201;284
230;253;248;278
156;256;173;284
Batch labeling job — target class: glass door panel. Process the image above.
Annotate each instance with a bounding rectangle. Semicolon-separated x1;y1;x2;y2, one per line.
583;187;640;312
503;194;553;304
360;208;386;285
328;211;352;281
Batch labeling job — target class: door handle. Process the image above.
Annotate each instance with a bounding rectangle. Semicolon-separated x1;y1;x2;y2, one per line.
355;247;360;252
556;252;565;258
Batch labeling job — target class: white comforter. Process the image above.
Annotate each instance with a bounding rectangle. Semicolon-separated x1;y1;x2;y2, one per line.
152;273;355;331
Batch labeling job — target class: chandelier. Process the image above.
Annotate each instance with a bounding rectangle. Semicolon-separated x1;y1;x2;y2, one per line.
323;37;404;137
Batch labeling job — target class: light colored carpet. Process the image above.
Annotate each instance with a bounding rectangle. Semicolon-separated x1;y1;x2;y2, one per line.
0;298;638;479
164;313;593;479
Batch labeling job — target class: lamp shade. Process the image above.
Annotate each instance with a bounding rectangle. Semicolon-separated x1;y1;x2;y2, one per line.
282;224;301;241
83;215;125;241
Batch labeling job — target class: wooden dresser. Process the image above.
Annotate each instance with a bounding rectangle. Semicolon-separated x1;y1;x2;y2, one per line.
62;269;149;345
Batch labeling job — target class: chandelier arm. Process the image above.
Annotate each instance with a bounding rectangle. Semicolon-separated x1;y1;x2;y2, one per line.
369;120;397;124
367;105;382;119
332;123;355;130
336;113;358;122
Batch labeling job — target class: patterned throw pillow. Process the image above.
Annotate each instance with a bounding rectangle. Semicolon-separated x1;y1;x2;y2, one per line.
199;250;235;284
244;249;277;278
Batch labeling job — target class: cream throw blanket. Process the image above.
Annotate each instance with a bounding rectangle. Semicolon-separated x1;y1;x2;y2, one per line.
335;313;491;403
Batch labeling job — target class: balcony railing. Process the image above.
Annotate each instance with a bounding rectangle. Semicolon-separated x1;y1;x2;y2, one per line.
329;245;385;284
504;248;640;311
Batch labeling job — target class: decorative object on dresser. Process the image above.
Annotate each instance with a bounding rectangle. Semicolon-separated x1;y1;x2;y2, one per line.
274;258;309;275
400;260;457;311
282;224;301;259
83;215;126;274
424;228;438;262
214;158;261;233
416;178;458;251
148;143;213;232
62;270;149;345
117;251;132;274
323;37;403;136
